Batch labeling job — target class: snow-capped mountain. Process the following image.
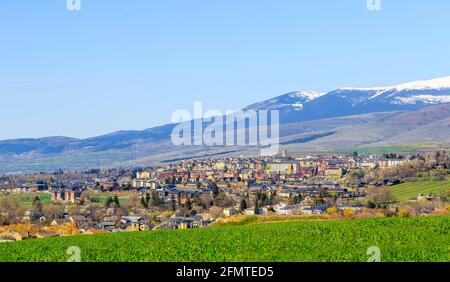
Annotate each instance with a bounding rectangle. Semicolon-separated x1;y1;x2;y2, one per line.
343;76;450;106
1;75;450;173
246;76;450;123
366;76;450;106
243;91;324;112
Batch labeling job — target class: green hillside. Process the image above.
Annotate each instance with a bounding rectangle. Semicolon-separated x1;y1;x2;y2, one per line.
392;181;450;200
0;216;449;262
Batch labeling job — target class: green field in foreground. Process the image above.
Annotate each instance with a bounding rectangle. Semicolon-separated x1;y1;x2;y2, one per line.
392;181;450;200
0;216;448;262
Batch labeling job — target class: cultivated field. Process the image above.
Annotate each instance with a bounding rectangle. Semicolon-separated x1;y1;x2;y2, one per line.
0;216;448;262
392;181;450;200
338;143;448;154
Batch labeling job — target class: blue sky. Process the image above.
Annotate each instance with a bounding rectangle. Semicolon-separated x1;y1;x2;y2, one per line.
1;0;450;140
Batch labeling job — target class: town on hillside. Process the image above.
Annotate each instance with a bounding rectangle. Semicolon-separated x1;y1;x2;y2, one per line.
1;150;449;242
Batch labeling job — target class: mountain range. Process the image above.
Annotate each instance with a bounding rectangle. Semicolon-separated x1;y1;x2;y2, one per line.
2;76;450;174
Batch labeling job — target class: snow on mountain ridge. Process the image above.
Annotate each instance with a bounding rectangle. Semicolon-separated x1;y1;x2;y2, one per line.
243;90;324;112
367;76;450;99
342;76;450;93
245;76;450;121
285;91;325;111
392;76;450;91
337;87;387;92
288;91;325;100
392;95;450;105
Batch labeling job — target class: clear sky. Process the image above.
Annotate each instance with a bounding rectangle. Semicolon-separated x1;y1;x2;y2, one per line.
1;0;450;140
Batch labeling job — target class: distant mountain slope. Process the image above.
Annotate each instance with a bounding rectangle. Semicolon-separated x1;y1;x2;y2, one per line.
2;104;450;174
0;124;177;155
279;103;450;152
243;91;324;112
0;137;79;155
1;76;450;173
245;76;450;123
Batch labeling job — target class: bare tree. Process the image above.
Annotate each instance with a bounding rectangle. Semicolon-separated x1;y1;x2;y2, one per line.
209;206;224;220
0;197;23;225
366;186;396;208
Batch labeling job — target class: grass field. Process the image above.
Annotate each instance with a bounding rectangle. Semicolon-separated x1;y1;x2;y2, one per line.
340;147;421;154
392;181;450;200
0;216;448;262
89;195;128;205
0;192;52;207
0;192;130;208
337;143;448;154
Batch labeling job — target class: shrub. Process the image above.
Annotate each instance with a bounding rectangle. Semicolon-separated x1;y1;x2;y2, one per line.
342;208;354;217
445;205;450;213
398;207;411;218
326;207;338;215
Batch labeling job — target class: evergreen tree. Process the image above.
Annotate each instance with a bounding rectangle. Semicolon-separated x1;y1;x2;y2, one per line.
254;197;259;214
140;196;148;208
32;196;43;213
145;192;151;204
105;196;113;208
113;195;120;207
239;199;247;211
259;193;268;206
170;194;176;211
150;191;163;208
211;182;219;198
186;198;192;210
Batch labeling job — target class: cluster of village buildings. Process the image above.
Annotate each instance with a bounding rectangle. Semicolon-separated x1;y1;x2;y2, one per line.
1;151;442;242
